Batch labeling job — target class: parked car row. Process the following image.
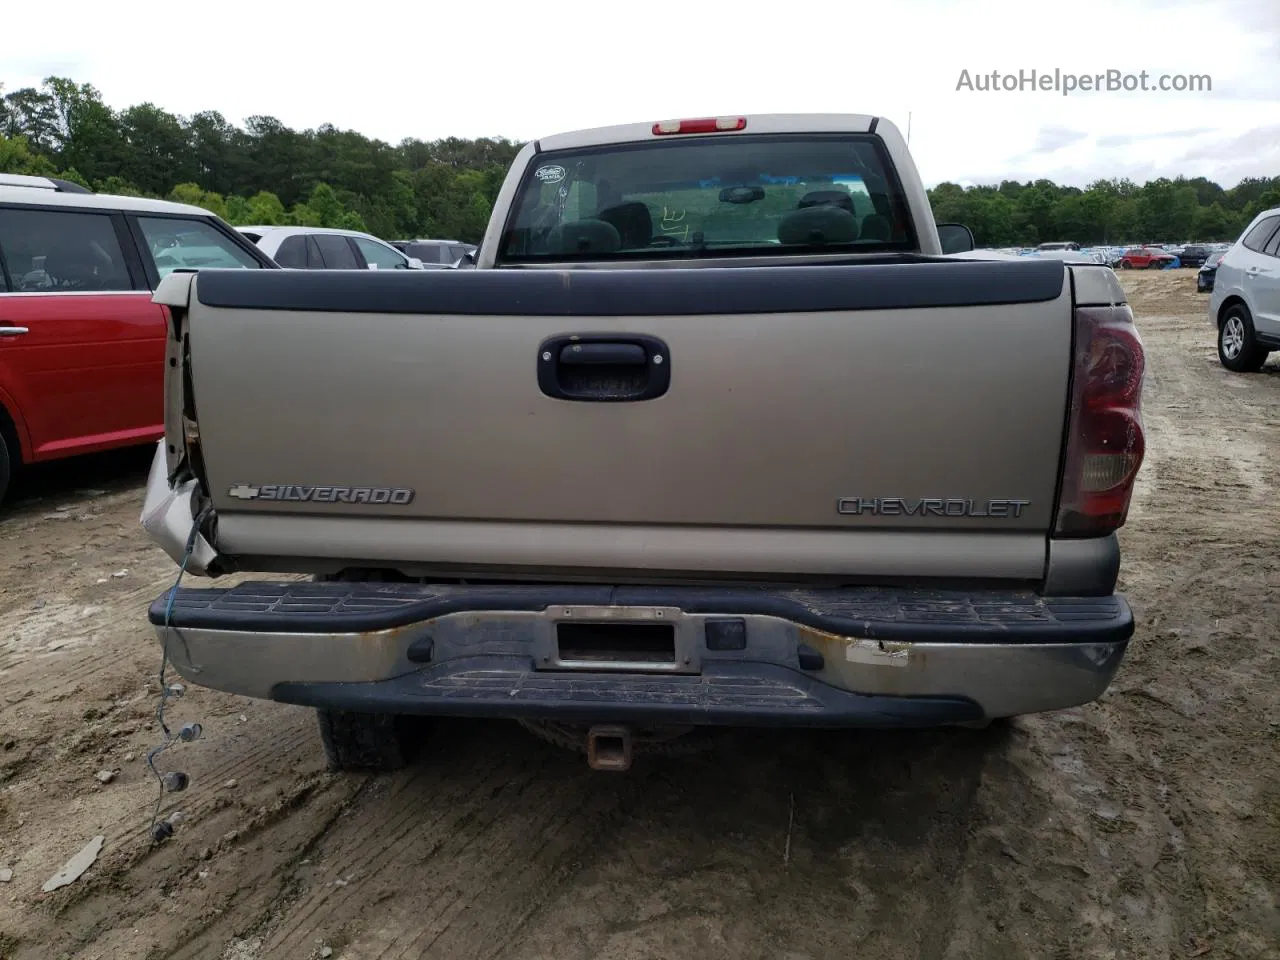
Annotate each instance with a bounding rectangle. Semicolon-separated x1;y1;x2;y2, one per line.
0;173;474;504
237;226;439;271
390;238;477;265
1002;241;1232;271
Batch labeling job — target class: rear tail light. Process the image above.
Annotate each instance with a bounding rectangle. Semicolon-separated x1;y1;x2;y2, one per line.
1054;305;1146;537
652;116;747;136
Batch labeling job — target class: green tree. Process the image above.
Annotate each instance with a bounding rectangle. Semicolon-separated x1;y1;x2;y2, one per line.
1;86;59;153
4;74;1276;248
245;190;287;225
118;102;195;194
95;175;144;196
168;182;228;219
56;166;90;188
0;133;56;175
1193;203;1237;241
1243;188;1280;221
42;77;124;182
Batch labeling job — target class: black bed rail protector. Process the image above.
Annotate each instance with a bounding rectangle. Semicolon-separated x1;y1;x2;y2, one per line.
271;659;986;727
150;581;1132;645
191;258;1067;316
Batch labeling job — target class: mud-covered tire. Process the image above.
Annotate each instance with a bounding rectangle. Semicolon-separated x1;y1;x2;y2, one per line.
1218;304;1268;373
316;709;422;772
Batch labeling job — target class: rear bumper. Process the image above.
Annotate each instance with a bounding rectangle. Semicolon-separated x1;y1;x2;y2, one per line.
149;581;1134;725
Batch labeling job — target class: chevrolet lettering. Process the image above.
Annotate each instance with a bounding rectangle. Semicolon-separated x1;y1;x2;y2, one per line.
227;484;415;505
837;497;1031;518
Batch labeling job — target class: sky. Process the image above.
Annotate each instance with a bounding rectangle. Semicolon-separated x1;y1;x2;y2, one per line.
6;0;1279;189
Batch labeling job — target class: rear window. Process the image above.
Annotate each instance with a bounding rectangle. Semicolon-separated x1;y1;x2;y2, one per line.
313;234;359;269
407;242;447;263
274;235;309;268
498;133;916;263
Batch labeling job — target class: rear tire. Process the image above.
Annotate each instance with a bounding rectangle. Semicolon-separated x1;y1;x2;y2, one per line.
316;709;423;772
1218;304;1268;373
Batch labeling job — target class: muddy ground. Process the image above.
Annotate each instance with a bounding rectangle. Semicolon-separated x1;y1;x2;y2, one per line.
0;270;1277;960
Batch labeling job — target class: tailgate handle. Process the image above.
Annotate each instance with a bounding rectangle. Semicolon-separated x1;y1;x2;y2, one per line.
538;334;670;402
559;342;646;365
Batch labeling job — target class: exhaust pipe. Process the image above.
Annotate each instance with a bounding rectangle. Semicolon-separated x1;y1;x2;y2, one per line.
586;725;633;771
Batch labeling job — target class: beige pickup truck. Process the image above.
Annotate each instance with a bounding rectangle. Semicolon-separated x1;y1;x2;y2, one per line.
141;113;1146;772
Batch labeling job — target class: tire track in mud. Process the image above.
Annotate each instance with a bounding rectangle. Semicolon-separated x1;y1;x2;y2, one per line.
461;728;1010;960
20;709;338;958
255;724;645;959
1129;316;1276;524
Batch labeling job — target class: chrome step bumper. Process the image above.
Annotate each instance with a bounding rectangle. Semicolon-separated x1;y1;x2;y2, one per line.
150;581;1133;724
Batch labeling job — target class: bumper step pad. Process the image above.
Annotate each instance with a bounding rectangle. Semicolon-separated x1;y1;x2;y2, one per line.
150;581;1132;645
273;658;986;727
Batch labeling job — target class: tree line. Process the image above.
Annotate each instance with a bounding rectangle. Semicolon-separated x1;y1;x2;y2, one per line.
2;77;1278;247
1;77;521;241
929;176;1280;248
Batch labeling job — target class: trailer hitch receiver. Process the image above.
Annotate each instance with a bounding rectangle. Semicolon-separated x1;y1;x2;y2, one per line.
586;725;633;771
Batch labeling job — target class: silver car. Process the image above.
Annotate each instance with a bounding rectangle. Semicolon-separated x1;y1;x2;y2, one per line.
1208;208;1280;372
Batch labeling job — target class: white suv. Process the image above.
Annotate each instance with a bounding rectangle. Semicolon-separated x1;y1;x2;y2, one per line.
1209;207;1280;372
237;226;431;270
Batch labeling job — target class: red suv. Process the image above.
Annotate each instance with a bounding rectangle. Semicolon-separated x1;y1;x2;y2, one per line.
0;174;275;503
1119;246;1176;269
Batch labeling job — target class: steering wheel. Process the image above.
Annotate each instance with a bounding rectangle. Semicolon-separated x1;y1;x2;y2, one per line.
648;235;682;247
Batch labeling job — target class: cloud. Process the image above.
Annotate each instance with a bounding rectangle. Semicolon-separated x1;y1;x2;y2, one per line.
952;123;1280;191
1097;127;1215;148
1032;126;1090;153
5;0;1277;192
1171;124;1280;184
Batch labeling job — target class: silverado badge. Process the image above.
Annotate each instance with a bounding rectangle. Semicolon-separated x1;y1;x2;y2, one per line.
227;484;415;505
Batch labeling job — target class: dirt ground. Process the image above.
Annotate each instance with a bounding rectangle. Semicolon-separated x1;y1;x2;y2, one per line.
0;270;1277;960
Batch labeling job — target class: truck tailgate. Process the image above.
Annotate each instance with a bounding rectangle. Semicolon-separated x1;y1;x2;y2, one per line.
172;260;1073;580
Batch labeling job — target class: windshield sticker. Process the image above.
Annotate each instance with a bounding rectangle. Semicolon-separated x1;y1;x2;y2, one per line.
535;164;566;184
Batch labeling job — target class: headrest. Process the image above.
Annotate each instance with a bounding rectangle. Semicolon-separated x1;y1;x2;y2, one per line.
546;219;621;255
798;190;855;214
596;202;653;248
778;206;859;245
45;241;105;286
